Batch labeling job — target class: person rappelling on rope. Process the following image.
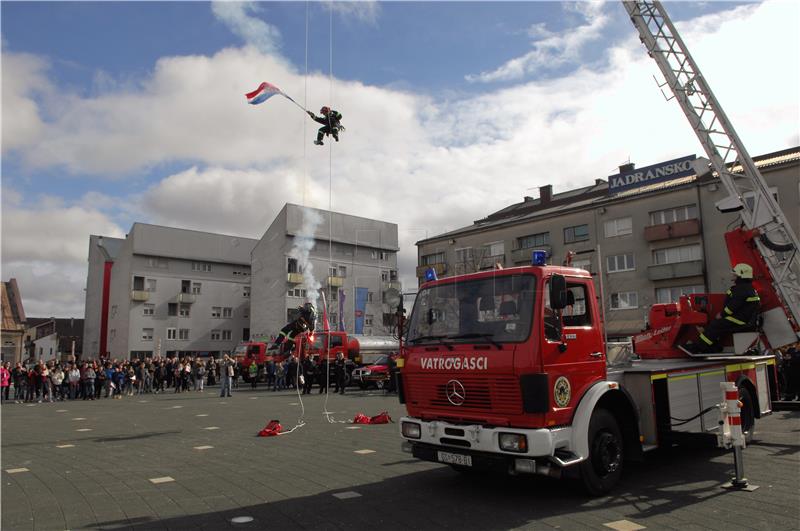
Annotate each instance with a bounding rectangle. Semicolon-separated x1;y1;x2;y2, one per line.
307;106;343;146
269;303;317;355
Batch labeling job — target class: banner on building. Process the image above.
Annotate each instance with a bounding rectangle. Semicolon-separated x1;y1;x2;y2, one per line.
608;154;696;195
354;287;368;334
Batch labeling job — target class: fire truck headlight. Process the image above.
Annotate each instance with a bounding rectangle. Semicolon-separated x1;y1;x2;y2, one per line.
401;421;421;439
499;433;528;453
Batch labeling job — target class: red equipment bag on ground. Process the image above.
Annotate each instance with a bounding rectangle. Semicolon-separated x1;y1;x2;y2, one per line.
258;419;283;436
352;411;393;424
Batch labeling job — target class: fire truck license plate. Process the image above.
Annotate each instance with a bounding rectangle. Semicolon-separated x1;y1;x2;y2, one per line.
437;451;472;467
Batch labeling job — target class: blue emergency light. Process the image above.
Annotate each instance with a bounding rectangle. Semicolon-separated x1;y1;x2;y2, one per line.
425;267;438;281
531;250;548;266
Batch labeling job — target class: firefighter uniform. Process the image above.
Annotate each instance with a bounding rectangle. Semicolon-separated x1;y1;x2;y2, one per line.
334;354;346;394
697;263;760;352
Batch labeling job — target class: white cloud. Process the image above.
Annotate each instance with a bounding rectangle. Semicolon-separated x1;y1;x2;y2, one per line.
211;1;282;54
466;0;609;83
1;52;50;152
2;0;797;313
327;0;381;25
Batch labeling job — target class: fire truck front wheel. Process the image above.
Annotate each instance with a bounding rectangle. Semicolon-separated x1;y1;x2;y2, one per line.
580;408;623;496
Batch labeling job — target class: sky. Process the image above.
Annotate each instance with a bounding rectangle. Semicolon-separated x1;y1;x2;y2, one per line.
2;0;799;318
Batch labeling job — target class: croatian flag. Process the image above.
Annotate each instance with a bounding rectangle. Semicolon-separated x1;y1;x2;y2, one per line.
245;81;283;105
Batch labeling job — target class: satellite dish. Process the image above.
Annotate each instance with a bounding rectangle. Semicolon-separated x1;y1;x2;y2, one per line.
384;288;401;310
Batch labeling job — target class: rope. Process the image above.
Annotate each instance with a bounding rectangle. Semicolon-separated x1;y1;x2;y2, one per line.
670;405;718;426
280;0;312;437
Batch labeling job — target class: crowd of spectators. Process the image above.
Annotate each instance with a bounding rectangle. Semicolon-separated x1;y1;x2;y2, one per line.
0;355;252;404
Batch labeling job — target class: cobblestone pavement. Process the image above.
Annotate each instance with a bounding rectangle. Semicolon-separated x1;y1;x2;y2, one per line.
2;387;799;530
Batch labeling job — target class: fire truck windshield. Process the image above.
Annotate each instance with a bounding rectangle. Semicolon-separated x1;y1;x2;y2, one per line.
407;274;536;345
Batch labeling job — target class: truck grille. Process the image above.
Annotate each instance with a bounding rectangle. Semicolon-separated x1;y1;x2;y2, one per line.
406;374;522;415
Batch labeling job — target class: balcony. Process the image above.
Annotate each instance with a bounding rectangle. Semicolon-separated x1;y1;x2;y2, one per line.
130;290;150;302
647;260;704;281
177;292;196;304
511;246;551;264
644;219;701;242
327;276;345;288
416;263;447;278
287;272;304;284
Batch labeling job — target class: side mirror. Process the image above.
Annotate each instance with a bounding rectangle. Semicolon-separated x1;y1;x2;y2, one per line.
549;274;568;310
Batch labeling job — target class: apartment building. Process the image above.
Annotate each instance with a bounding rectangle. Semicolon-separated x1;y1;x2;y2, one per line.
84;223;258;359
250;204;400;339
416;147;800;339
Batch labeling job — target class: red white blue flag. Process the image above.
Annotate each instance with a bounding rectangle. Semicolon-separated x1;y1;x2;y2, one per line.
245;81;284;105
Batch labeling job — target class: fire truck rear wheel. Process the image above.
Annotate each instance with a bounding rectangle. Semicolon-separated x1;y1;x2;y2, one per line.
739;387;755;443
580;408;623;496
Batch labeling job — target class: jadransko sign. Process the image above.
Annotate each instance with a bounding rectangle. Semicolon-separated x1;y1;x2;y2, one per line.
608;154;696;195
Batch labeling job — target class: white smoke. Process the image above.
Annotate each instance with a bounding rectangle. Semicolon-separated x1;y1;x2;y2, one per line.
289;207;322;316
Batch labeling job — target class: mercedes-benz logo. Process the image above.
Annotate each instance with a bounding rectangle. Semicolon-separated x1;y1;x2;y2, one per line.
446;379;466;406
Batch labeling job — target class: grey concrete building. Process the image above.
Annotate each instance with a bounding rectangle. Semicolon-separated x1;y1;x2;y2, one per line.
84;224;258;359
415;147;800;340
251;204;400;340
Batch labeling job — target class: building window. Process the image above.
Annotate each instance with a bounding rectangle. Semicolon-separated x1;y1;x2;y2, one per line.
380;251;390;261
179;329;190;340
330;289;338;301
367;291;374;303
650;204;697;225
243;328;250;341
243;286;250;298
168;303;178;316
166;328;177;340
222;307;233;318
211;306;221;318
564;224;590;243
133;276;145;290
743;188;778;211
329;265;337;277
146;257;168;268
211;330;221;341
572;258;591;272
288;258;301;274
288;288;307;298
484;241;505;257
517;232;549;249
652;244;702;265
338;265;347;277
455;247;474;263
365;314;374;327
179;304;191;317
181;280;191;293
142;328;154;341
381;270;390;282
192;262;212;272
610;291;638;310
143;304;155;316
655;285;705;304
422;252;445;266
222;330;232;340
371;250;378;260
146;279;157;292
243;309;249;319
192;282;202;294
390;270;398;281
604;217;633;238
607;253;635;273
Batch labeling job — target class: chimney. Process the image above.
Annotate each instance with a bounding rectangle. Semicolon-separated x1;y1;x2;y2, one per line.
619;162;635;173
539;184;553;203
523;196;534;202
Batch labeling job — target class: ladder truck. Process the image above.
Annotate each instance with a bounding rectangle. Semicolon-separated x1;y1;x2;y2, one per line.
396;1;799;494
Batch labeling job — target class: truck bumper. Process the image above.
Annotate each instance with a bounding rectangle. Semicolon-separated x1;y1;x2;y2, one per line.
399;417;580;473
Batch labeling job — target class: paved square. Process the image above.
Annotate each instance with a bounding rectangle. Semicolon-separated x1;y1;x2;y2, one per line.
2;387;798;530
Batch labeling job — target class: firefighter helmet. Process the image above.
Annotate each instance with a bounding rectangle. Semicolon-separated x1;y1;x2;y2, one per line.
320;106;330;115
732;263;754;279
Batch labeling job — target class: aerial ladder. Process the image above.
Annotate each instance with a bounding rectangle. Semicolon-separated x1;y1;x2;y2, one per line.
623;1;800;349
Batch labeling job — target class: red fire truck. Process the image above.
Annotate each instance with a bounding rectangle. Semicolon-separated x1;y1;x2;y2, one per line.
293;332;399;385
398;1;799;495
